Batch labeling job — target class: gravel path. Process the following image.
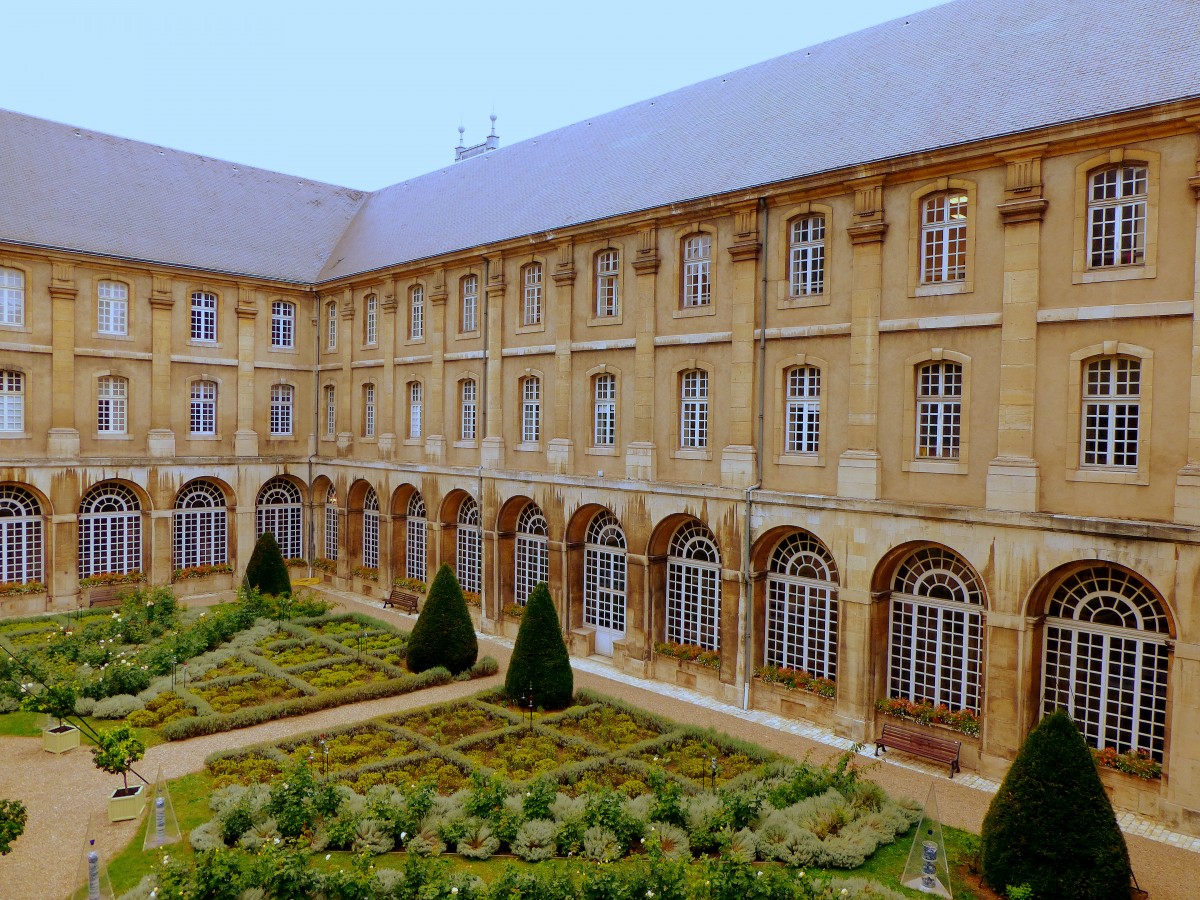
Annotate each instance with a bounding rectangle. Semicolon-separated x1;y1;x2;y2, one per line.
1;591;1196;899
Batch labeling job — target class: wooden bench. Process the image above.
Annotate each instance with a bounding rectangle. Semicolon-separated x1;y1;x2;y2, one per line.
874;722;961;778
384;589;420;614
84;584;127;608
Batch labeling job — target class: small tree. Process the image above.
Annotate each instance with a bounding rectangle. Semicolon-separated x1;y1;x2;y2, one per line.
406;563;478;675
504;582;573;710
91;722;146;793
981;709;1132;899
20;679;78;730
243;531;292;596
0;799;26;855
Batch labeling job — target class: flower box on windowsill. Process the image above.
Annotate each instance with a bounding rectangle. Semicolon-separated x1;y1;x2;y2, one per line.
652;653;722;696
170;567;234;597
0;583;47;616
872;711;982;772
750;677;837;728
1099;765;1162;818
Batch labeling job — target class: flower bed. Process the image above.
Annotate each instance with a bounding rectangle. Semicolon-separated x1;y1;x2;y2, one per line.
311;557;337;573
278;724;420;773
192;675;306;713
126;691;198;728
79;571;144;588
191;657;259;682
630;733;769;787
654;641;720;669
389;701;517;745
351;566;379;582
206;749;287;788
546;703;667;751
874;697;980;737
392;576;426;593
294;659;390;692
0;580;45;596
308;618;372;637
339;753;472;795
460;728;594;781
754;664;836;698
172;563;233;581
1093;746;1162;780
554;759;657;797
261;641;343;668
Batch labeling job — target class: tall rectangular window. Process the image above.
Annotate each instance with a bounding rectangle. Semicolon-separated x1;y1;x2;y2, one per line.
521;376;541;443
324;385;336;437
0;269;24;326
593;374;616;446
1089;166;1148;268
916;362;962;458
1083;357;1140;467
785;366;820;453
682;235;712;307
461;379;477;441
97;281;129;335
410;285;425;339
271;300;295;348
596;250;620;317
920;194;968;284
789;216;825;296
270;384;293;436
409;382;423;439
680;370;708;448
0;371;22;432
522;264;542;326
190;380;216;435
363;385;376;437
461;275;478;333
327;302;338;351
97;376;128;434
191;291;217;342
364;295;378;345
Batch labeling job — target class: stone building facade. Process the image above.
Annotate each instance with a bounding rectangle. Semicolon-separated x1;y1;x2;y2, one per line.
2;0;1200;830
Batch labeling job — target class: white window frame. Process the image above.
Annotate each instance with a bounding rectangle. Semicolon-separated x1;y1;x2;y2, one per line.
363;384;376;438
408;382;423;439
1082;357;1140;469
364;294;378;346
784;366;820;454
584;511;626;634
97;375;128;435
680;370;708;449
0;268;24;326
410;285;425;340
916;362;962;459
406;492;427;582
514;503;549;606
97;281;129;336
456;497;481;594
765;532;838;680
521;376;541;444
189;380;217;436
665;521;721;651
682;234;712;308
324;487;339;561
460;379;477;441
461;275;478;333
270;384;294;437
0;486;42;585
271;300;295;348
78;482;141;578
789;216;825;297
1088;165;1148;269
596;250;620;318
593;374;616;447
172;480;228;570
324;385;336;438
362;488;379;569
522;263;543;326
0;371;23;433
920;193;968;285
190;291;217;342
256;478;303;561
326;302;338;351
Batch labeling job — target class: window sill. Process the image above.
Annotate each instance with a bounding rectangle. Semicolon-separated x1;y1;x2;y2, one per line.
456;331;481;341
516;322;545;335
187;433;222;441
267;433;294;440
404;337;426;347
360;342;379;351
1067;467;1148;485
515;441;541;452
94;331;133;341
267;345;298;354
778;293;829;311
187;340;222;349
454;440;478;449
1073;265;1155;285
673;305;715;319
586;446;618;457
588;313;623;327
0;432;30;439
403;437;423;446
903;458;967;475
95;433;133;441
0;325;31;335
360;436;377;444
914;281;970;298
672;447;712;461
775;453;824;467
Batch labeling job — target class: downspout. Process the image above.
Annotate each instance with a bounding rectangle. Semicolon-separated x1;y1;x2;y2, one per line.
743;197;769;709
307;289;320;578
478;257;489;631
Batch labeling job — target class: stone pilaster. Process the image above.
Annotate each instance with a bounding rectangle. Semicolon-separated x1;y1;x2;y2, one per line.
1174;125;1200;522
47;262;79;457
425;276;448;464
481;262;506;469
233;285;260;457
628;227;659;480
378;285;398;457
548;241;576;473
336;288;353;456
147;275;176;457
721;205;761;488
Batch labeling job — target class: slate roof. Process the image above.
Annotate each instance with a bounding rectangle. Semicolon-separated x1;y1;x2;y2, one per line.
2;0;1198;284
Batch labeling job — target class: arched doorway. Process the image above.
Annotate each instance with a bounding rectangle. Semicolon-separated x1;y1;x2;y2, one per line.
583;509;626;656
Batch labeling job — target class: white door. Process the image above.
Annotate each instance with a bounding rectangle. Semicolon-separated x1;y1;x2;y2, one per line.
585;545;626;656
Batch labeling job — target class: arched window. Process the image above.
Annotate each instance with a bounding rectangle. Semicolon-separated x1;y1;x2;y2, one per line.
0;371;24;432
456;497;481;594
584;510;626;641
593;373;616;447
362;487;379;569
173;480;227;570
666;521;721;651
270;384;293;436
522;263;543;326
79;482;141;578
520;376;541;444
324;487;339;561
0;486;42;585
271;300;295;348
766;532;839;679
888;546;984;712
0;268;24;326
514;502;548;605
256;478;303;561
97;375;128;435
789;215;825;296
1088;165;1147;268
190;380;217;435
919;192;968;284
595;249;620;318
1043;565;1169;760
409;285;425;340
406;492;427;582
1082;356;1140;468
681;234;712;307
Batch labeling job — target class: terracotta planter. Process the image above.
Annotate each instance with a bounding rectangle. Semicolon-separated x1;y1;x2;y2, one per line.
1099;766;1162;818
652;654;722;696
108;784;146;822
750;679;837;729
42;724;80;754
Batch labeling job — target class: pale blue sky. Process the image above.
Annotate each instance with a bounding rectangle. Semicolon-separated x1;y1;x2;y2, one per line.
4;1;946;190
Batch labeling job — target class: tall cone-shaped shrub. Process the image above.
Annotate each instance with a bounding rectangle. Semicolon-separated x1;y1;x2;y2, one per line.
981;709;1132;899
242;531;292;596
504;582;573;710
407;563;478;675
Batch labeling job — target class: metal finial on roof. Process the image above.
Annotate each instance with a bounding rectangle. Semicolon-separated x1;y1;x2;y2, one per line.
489;114;497;136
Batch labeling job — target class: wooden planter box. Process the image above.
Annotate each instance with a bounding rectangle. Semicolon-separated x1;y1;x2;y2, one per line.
652;654;722;696
750;679;837;729
171;572;234;598
872;712;982;772
42;724;80;754
108;784;146;822
1099;766;1162;818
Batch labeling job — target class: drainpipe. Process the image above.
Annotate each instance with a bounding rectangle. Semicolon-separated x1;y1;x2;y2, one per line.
478;256;489;631
743;197;769;709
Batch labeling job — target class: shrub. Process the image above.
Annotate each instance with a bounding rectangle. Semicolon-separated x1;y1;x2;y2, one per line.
243;532;292;597
91;722;146;791
504;581;573;710
406;563;478;675
92;693;145;719
0;799;26;856
981;710;1132;899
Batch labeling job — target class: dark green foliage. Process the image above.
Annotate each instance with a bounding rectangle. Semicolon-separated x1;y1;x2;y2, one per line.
242;531;292;596
981;710;1132;899
91;722;146;790
406;563;478;675
0;798;26;855
504;581;573;709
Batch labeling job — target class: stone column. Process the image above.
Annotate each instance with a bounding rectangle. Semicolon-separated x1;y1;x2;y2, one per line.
425;275;448;464
837;177;887;500
147;275;176;458
47;262;80;457
233;285;260;457
378;284;399;457
628;227;660;480
481;262;507;469
149;510;173;585
986;151;1048;512
624;553;651;677
336;289;354;456
49;512;78;609
548;242;576;473
1173;130;1200;522
722;206;762;488
979;610;1041;778
378;512;395;587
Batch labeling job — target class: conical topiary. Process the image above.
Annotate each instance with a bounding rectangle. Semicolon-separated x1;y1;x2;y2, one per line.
242;531;292;596
504;582;573;710
406;563;478;675
981;709;1132;899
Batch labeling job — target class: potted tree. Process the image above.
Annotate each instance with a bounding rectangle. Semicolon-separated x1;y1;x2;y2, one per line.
22;679;81;754
92;722;147;821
